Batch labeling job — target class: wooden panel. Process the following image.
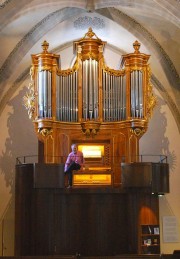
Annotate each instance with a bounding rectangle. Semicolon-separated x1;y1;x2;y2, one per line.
0;255;173;259
54;192;129;256
151;163;169;193
129;134;139;162
33;163;64;188
121;162;169;193
31;189;54;255
15;164;129;256
15;163;161;256
113;133;126;185
121;162;152;187
15;164;34;256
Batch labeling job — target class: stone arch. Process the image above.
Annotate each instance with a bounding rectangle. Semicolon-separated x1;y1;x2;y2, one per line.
96;7;179;90
0;7;84;84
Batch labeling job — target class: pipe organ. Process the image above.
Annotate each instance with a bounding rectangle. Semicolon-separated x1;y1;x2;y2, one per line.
24;28;156;186
102;69;126;121
56;69;78;122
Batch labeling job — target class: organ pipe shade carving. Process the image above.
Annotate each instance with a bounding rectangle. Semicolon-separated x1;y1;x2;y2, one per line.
24;27;156;137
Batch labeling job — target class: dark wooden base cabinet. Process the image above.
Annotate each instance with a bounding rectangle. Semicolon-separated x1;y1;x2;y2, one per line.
15;163;160;256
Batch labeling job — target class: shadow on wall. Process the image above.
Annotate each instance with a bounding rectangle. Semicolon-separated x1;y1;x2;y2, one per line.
140;95;177;172
0;86;38;195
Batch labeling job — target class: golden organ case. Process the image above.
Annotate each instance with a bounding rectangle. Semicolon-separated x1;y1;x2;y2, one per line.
24;28;156;186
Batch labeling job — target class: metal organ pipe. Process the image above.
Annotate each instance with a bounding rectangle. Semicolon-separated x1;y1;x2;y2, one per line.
60;75;62;120
63;76;66;121
139;71;143;118
65;76;68;121
107;74;110;120
93;59;98;120
122;75;126;120
37;70;52;118
63;76;65;121
89;58;93;120
120;76;123;120
56;70;78;122
54;62;143;124
75;71;78;121
114;76;117;120
70;73;73;120
82;59;98;121
67;75;69;120
65;76;67;121
116;76;119;120
62;76;65;121
56;76;60;120
47;71;52;118
112;75;115;119
131;71;135;117
130;70;143;118
36;65;144;123
109;75;112;120
38;71;43;118
83;60;88;120
135;70;139;117
110;74;112;120
102;71;106;120
102;71;126;122
43;71;48;118
71;73;74;120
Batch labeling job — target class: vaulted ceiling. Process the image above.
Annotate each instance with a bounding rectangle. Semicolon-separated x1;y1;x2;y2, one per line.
0;0;179;129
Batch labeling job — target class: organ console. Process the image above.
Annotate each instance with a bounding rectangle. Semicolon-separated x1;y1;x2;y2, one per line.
24;27;156;186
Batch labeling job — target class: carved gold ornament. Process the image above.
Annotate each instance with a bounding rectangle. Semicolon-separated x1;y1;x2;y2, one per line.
81;120;101;137
38;128;53;137
146;66;157;119
82;27;100;40
130;128;146;137
133;40;141;54
41;40;49;53
23;70;36;120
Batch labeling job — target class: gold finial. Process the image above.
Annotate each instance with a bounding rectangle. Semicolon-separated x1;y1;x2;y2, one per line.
41;40;49;53
133;40;141;53
87;27;95;38
83;27;99;39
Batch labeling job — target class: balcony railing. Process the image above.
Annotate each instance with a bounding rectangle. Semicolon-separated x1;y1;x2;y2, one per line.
16;154;168;165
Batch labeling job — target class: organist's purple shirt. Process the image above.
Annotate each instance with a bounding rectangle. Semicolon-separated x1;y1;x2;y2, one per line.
64;150;85;172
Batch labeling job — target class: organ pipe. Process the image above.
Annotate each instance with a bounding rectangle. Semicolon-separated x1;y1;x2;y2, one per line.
130;70;143;118
102;70;127;122
37;71;52;118
82;58;98;121
47;71;52;118
26;28;156;143
22;28;158;167
38;71;43;118
55;66;79;122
